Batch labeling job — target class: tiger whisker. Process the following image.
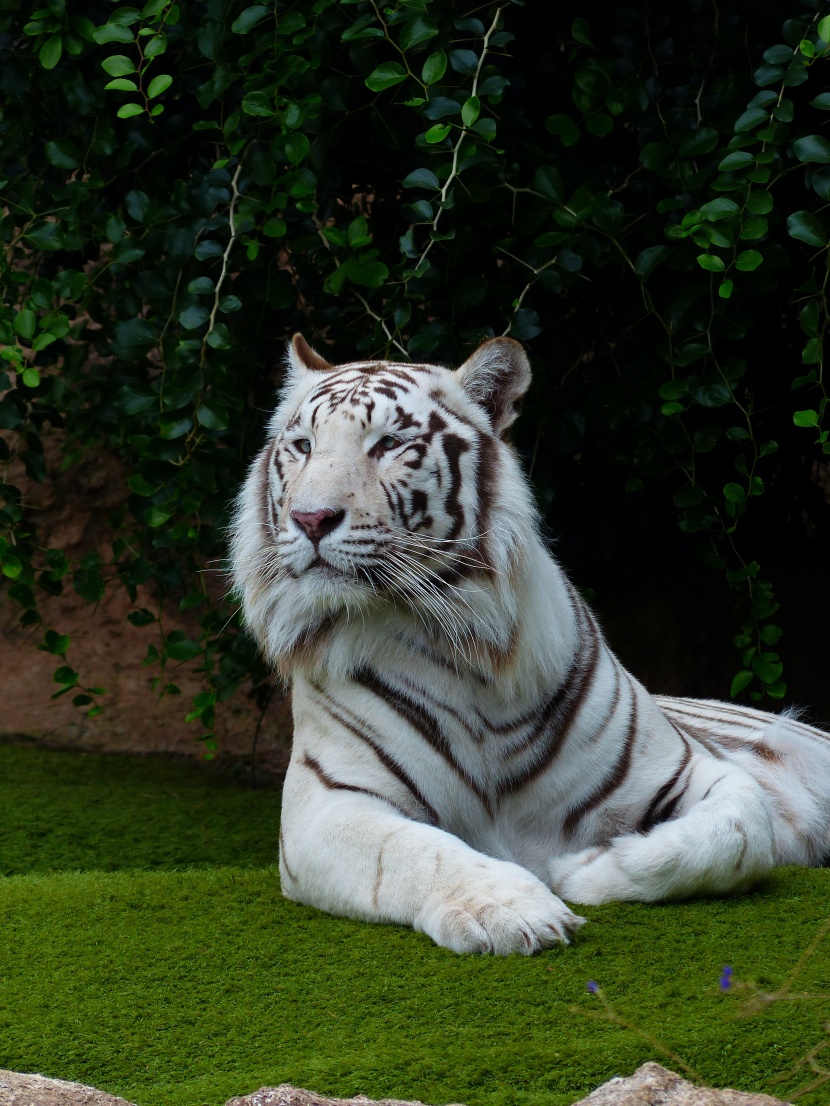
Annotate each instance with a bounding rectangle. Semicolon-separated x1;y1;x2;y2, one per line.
382;550;486;665
388;535;492;576
378;556;470;660
386;546;489;620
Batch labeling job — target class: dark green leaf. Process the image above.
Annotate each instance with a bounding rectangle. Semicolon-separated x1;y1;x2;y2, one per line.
196;401;230;430
696;381;731;406
242;92;274;117
25;222;63;251
14;310;36;340
787;211;826;246
231;5;270;33
365;62;407;92
113;318;156;359
93;23;134;44
696;254;725;272
422;51;447;85
717;151;753;171
793;135;830;163
179;305;209;330
762;44;793;64
187;277;214;295
449;49;478;76
753;64;784;86
461;96;480;128
128;474;161;496
740;216;768;240
508;308;542;341
101;54;136;76
533;167;562;202
285;133;309;164
571;17;592;45
699;197;740;221
752;653;783;684
194;240;223;260
730;671;754;697
735;249;763;271
746;192;772;214
39;35;63;69
585;112;612;137
147;74;172;99
344;258;388;288
399;16;438;50
144;33;167;58
401;168;439;190
166;637;203;661
634;246;668;280
733;108;768;133
145;506;174;527
676;128;718;156
45;138;82;169
424;124;451;144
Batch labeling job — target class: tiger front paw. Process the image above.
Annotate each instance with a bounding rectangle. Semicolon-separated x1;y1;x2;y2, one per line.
415;864;585;955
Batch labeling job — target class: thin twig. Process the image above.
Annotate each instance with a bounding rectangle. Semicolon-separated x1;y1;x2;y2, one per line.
408;4;505;280
200;150;248;367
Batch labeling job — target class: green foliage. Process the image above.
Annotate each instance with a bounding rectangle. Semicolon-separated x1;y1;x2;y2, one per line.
2;0;830;734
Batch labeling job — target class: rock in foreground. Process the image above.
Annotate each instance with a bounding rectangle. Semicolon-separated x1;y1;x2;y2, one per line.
569;1062;790;1105
0;1063;791;1106
0;1070;138;1106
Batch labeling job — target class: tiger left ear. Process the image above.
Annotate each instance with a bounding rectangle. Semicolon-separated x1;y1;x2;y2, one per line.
456;337;532;436
287;333;333;375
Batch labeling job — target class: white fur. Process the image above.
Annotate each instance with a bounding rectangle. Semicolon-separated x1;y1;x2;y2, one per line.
230;338;830;954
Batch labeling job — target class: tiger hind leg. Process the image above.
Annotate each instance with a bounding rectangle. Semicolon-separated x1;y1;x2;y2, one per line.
547;763;776;905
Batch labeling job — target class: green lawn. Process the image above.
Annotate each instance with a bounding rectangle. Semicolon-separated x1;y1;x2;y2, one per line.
1;741;828;1106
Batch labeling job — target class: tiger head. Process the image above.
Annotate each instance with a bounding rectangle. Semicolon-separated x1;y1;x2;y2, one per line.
230;334;536;675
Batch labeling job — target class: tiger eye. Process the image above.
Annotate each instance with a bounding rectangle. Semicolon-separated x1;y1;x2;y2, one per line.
295;438;312;454
379;434;399;450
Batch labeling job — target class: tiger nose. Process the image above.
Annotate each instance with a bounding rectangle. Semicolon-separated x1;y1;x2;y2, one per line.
290;508;346;544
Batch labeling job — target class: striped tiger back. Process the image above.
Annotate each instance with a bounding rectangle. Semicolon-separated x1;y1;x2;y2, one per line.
230;334;830;955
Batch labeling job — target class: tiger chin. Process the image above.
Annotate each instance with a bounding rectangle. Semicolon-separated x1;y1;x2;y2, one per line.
230;333;830;955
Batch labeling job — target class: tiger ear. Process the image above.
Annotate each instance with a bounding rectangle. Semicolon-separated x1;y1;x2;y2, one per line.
286;333;333;376
456;337;532;436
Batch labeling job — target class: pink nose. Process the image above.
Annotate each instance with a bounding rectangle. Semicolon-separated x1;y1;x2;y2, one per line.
290;508;345;544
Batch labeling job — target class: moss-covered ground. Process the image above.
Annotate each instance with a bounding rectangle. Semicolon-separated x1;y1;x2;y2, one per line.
1;741;828;1106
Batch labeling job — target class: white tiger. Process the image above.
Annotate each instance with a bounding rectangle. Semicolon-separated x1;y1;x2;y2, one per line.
230;334;830;955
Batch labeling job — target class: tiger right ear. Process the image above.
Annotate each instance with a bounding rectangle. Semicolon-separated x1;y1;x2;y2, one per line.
456;337;532;436
287;333;333;375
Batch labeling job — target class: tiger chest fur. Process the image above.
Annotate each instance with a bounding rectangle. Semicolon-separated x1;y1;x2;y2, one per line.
231;334;830;955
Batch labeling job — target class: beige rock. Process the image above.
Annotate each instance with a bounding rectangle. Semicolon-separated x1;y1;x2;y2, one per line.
223;1091;463;1106
221;1068;791;1106
0;1063;793;1106
0;1070;137;1106
569;1062;791;1105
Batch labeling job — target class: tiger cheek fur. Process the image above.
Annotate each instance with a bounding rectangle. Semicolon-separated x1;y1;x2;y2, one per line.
230;333;830;955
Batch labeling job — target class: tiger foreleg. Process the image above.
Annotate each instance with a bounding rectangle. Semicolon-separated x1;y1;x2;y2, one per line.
548;763;776;904
280;778;585;954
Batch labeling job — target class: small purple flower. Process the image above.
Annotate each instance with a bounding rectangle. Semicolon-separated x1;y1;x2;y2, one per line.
719;965;733;991
587;980;599;995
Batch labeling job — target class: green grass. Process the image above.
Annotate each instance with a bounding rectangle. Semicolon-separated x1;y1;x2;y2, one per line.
0;742;279;875
1;742;829;1106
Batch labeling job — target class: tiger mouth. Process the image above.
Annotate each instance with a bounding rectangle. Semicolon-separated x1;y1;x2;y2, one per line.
307;556;352;579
